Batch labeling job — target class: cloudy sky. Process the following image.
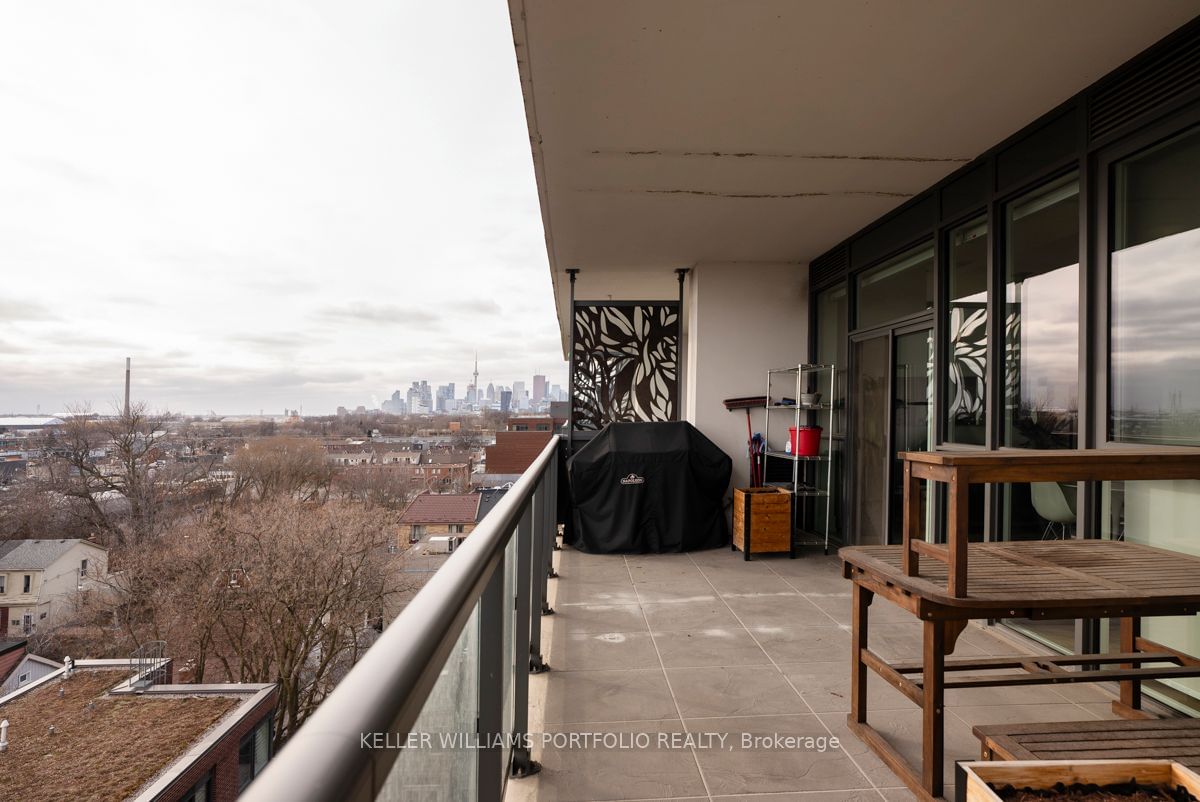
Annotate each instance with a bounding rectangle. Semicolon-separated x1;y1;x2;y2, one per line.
0;1;565;416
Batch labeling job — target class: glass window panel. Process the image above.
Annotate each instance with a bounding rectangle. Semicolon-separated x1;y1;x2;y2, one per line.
856;244;934;330
1111;126;1200;446
851;336;889;545
380;606;479;801
890;329;934;544
813;285;847;543
1000;175;1079;651
945;217;988;445
1003;175;1079;449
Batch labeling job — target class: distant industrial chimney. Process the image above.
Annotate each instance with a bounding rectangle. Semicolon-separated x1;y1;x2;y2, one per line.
124;357;131;416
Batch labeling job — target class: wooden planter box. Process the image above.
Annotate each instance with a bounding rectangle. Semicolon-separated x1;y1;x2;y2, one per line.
959;760;1200;802
732;487;791;556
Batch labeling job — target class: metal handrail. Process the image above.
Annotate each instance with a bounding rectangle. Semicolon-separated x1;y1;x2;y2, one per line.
242;435;560;802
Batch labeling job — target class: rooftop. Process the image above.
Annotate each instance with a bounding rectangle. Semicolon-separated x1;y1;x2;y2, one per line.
0;667;239;802
475;487;508;523
421;451;473;465
399;492;481;525
0;538;104;570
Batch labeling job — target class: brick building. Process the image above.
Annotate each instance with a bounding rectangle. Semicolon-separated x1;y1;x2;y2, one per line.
483;430;554;477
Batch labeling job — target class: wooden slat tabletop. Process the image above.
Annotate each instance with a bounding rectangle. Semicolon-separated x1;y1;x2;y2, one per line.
840;539;1200;610
898;448;1200;484
975;719;1200;768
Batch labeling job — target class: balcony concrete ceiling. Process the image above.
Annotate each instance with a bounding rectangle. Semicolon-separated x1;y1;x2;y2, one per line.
508;0;1199;333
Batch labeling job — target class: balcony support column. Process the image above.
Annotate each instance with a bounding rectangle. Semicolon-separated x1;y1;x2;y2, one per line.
476;553;505;802
511;500;542;777
530;475;552;674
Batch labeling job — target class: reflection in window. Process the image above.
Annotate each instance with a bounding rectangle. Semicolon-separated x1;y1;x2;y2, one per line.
856;244;934;330
1000;176;1080;652
945;218;988;445
1003;175;1079;449
1112;126;1200;446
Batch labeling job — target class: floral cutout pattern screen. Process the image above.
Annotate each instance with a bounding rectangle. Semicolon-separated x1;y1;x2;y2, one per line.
571;303;679;430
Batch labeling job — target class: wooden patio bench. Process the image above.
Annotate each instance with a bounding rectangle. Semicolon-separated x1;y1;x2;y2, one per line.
973;717;1200;768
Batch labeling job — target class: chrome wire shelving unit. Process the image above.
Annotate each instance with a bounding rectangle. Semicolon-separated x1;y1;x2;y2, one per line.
763;364;836;554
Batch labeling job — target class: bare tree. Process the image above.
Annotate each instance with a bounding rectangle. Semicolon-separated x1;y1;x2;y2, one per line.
229;437;332;503
333;464;419;510
45;403;206;545
50;497;411;745
0;483;76;540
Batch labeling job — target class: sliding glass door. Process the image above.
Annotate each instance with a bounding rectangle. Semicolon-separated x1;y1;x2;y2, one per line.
850;323;933;546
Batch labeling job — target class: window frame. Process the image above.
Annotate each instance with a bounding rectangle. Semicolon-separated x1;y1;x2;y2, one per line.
1094;110;1200;451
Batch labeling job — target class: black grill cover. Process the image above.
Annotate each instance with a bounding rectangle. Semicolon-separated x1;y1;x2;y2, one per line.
567;422;731;553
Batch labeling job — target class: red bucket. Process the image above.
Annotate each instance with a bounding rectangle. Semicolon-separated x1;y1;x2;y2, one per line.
791;425;822;457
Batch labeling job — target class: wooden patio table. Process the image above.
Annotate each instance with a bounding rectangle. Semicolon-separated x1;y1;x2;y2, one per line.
839;448;1200;801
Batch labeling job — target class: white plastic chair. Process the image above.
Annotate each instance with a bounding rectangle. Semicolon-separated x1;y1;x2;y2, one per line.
1031;482;1077;540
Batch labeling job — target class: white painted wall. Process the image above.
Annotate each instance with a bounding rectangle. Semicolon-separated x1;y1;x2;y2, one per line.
685;262;809;497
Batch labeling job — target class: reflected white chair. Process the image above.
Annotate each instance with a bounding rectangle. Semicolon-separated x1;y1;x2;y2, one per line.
1031;482;1077;540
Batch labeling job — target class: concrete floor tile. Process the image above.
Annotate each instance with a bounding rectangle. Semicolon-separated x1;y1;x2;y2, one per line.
687;713;872;795
552;603;650;634
551;630;662;672
643;599;741;633
654;628;773;668
667;665;807;718
752;624;853;664
532;721;708;802
779;661;913;714
543;668;678;724
722;591;832;628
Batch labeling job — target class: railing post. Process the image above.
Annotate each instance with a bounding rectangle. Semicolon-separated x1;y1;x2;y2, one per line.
551;445;563;551
530;474;551;674
548;447;560;577
477;559;505;802
510;501;540;778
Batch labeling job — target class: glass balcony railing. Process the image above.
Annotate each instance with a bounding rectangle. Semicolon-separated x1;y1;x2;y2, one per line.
242;436;560;802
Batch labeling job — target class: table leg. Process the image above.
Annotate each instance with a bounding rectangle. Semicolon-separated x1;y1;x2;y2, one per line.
851;583;873;724
903;462;921;577
948;474;968;597
922;619;945;797
1119;616;1143;714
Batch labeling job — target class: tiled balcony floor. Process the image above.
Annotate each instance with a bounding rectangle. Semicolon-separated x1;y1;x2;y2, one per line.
509;544;1122;802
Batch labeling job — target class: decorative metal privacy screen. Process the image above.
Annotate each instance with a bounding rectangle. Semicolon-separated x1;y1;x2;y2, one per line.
946;301;987;429
571;302;679;430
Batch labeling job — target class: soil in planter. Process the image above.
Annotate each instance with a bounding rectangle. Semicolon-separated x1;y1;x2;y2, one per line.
990;780;1198;802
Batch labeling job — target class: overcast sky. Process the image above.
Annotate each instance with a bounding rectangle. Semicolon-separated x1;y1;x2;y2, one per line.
0;1;564;416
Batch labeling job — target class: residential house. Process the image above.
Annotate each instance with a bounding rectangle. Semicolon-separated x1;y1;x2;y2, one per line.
324;448;374;467
0;640;60;696
366;443;421;465
397;492;482;544
0;539;108;637
411;451;473;491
